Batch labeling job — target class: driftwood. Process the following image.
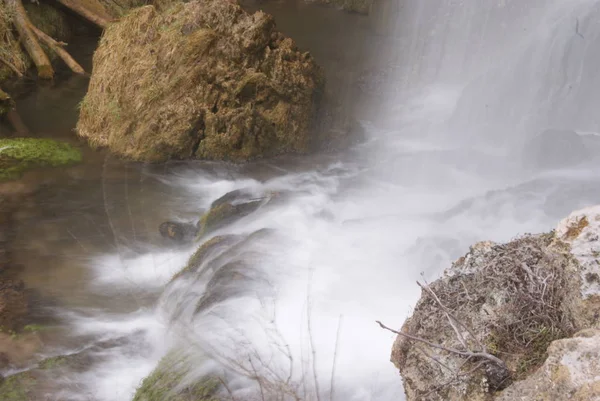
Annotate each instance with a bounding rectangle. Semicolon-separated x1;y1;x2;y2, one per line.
28;23;85;75
7;0;54;79
55;0;114;29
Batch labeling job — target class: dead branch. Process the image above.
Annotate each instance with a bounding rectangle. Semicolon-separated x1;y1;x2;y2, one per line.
7;0;54;79
56;0;114;29
376;321;507;370
0;55;23;78
27;22;85;75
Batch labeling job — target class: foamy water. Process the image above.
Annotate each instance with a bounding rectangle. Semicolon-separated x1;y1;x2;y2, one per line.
39;1;600;400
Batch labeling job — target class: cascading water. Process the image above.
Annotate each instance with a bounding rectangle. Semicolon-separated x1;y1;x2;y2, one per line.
17;0;600;400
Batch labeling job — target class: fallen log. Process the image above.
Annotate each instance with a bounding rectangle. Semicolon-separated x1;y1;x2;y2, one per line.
28;23;85;75
55;0;113;29
7;0;54;79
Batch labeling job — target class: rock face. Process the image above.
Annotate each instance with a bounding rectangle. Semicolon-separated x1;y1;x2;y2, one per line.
77;1;324;162
391;205;600;401
495;328;600;401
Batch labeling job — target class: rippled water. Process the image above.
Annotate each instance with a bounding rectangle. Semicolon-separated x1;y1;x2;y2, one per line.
6;1;600;400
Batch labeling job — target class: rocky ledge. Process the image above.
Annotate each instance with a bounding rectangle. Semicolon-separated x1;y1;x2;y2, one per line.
391;205;600;401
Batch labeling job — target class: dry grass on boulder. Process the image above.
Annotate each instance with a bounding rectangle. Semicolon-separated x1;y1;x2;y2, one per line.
391;234;580;401
77;0;324;162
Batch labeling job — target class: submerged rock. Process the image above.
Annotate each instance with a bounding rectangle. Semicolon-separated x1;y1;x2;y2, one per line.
0;279;27;332
521;129;589;170
159;221;198;242
391;205;600;401
78;0;324;162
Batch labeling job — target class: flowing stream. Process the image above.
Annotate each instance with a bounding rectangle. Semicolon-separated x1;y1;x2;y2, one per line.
7;0;600;400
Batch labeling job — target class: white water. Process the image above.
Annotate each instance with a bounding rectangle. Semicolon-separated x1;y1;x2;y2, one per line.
51;1;600;400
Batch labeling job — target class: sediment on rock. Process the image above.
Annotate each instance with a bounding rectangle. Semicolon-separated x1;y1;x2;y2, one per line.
77;0;325;162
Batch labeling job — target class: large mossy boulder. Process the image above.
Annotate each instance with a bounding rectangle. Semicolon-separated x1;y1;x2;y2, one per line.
0;138;82;181
77;1;324;162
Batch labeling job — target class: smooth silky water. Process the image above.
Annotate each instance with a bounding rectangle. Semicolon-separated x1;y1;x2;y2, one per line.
6;1;600;400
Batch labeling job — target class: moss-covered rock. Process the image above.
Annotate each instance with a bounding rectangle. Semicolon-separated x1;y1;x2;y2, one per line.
197;190;267;238
0;371;36;401
77;1;324;162
0;138;82;181
172;235;239;281
133;354;221;401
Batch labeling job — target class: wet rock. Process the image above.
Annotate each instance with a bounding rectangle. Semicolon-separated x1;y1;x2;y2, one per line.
391;205;600;401
521;129;589;170
133;352;221;401
171;234;240;281
197;189;268;237
159;221;198;242
78;1;324;162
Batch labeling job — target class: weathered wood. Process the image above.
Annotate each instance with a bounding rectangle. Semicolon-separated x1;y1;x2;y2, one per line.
28;23;86;75
55;0;113;29
7;0;54;79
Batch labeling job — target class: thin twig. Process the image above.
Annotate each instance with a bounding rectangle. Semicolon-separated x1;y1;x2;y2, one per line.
376;321;507;369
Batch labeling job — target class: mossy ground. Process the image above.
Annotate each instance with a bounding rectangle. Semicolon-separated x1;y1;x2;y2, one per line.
0;138;82;181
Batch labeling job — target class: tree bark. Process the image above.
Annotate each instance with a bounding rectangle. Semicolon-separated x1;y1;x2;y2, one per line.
55;0;114;29
28;23;86;75
7;0;54;79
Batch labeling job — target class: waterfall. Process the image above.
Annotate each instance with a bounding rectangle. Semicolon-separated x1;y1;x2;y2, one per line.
45;1;600;400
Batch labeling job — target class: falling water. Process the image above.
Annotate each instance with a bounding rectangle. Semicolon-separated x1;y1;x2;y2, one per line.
9;0;600;400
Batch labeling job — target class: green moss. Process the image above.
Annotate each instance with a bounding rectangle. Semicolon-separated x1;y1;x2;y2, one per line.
0;372;36;401
0;138;82;181
37;355;67;370
133;355;220;401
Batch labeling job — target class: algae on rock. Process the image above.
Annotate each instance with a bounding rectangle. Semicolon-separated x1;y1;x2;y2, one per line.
0;138;82;181
77;1;324;162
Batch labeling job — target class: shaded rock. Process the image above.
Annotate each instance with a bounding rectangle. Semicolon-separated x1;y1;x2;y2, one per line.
521;129;589;170
308;0;373;14
24;3;71;43
159;221;198;242
495;329;600;401
392;205;600;401
78;1;324;162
